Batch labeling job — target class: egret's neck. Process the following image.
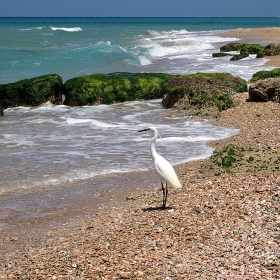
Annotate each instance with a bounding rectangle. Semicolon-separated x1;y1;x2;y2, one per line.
150;131;158;161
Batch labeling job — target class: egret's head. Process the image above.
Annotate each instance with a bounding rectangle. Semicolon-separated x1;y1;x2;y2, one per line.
138;126;157;133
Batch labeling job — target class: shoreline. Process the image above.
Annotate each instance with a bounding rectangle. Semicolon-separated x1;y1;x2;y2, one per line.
217;27;280;67
1;27;280;278
1;92;279;278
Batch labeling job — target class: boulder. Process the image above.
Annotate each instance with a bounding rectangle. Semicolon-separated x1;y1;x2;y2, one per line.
0;74;63;109
257;43;280;58
162;73;247;119
63;72;174;106
220;42;243;52
0;103;3;116
249;78;280;102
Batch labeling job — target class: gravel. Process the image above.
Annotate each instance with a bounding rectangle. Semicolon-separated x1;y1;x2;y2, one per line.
1;92;280;279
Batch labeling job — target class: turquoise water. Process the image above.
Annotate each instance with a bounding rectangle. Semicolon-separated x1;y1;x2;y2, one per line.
1;17;280;84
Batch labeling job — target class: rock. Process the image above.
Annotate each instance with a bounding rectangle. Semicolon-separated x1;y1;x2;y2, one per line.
257;43;280;58
249;78;280;102
230;44;264;61
250;68;280;82
63;72;173;106
162;73;247;119
220;42;243;52
212;52;232;58
0;103;3;116
0;74;63;109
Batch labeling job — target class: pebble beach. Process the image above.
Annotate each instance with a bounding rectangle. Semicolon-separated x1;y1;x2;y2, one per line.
1;27;280;279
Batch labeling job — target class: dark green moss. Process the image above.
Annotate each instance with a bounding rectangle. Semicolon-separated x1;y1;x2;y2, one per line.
212;52;233;57
212;91;234;111
201;144;280;176
0;74;63;108
250;68;280;82
63;72;175;106
230;44;265;61
222;155;236;167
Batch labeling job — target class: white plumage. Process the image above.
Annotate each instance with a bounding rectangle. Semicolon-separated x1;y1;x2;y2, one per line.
138;126;182;208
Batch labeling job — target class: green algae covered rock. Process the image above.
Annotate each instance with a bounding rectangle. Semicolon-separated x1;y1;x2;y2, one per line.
0;74;63;109
250;68;280;82
63;72;174;106
162;73;247;119
214;43;266;61
220;42;243;52
182;72;247;93
230;44;264;61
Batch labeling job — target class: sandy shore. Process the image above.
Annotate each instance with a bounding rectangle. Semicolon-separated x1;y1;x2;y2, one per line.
217;27;280;67
1;28;280;279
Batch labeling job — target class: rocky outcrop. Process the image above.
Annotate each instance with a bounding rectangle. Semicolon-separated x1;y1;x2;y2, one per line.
0;74;63;109
162;73;247;119
250;68;280;82
257;43;280;58
249;78;280;102
220;42;243;52
213;42;280;61
63;73;173;106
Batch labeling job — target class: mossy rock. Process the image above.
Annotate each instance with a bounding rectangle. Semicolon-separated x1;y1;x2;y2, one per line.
0;74;63;108
230;44;265;61
250;68;280;82
162;73;246;118
201;144;280;176
216;43;265;62
220;43;243;52
0;104;3;116
63;72;175;106
182;72;247;93
212;52;233;58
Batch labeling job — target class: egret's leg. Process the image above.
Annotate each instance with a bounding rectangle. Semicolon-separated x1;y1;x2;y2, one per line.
165;183;168;208
161;183;165;208
162;183;168;209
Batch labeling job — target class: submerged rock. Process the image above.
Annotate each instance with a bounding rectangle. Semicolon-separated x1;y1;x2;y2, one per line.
0;74;63;109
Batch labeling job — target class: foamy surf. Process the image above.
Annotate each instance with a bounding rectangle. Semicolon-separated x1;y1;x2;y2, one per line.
0;99;239;194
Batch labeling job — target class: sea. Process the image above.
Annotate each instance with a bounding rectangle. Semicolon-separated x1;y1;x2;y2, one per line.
1;17;280;198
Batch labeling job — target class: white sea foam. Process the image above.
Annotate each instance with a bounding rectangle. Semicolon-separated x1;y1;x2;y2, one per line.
51;26;82;32
0;99;239;194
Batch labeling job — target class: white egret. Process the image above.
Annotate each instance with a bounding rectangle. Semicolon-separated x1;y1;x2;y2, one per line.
138;126;182;209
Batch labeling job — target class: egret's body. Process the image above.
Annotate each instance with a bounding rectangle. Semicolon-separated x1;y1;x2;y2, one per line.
138;126;181;208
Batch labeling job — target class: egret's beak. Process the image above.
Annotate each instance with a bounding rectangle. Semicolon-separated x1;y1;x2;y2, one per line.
138;128;150;132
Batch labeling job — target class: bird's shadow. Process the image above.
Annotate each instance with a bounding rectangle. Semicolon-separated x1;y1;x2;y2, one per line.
142;206;173;212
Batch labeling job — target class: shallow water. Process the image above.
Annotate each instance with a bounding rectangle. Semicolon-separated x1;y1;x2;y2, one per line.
0;99;238;195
